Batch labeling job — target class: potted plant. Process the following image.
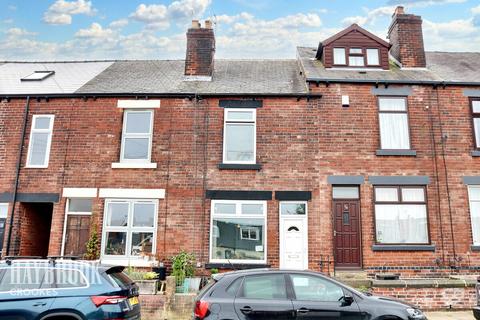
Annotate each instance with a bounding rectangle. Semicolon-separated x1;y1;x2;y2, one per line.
125;268;159;295
171;251;199;293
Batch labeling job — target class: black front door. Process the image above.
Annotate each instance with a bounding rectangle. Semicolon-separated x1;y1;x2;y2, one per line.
234;273;294;320
288;274;362;320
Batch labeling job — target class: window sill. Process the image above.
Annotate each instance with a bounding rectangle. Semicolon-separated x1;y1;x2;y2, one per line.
205;263;270;270
111;162;157;169
376;150;417;156
100;258;155;267
471;245;480;251
371;245;435;251
471;151;480;157
218;163;262;170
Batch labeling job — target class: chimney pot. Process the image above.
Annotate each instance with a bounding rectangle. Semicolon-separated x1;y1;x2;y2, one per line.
191;20;201;29
393;6;405;16
205;20;212;29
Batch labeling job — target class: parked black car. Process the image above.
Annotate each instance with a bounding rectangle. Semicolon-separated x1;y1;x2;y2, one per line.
194;269;426;320
0;257;140;320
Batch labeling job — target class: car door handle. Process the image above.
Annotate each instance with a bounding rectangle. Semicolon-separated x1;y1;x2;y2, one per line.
240;306;253;314
33;302;47;307
297;307;309;314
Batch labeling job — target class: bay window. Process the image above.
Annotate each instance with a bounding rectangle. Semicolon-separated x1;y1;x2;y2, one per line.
210;200;266;263
102;199;157;261
374;186;429;244
120;110;153;163
26;115;54;168
223;109;256;164
468;186;480;245
378;97;411;150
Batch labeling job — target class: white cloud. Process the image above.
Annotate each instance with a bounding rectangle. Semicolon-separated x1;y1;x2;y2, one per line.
387;0;466;6
75;23;114;39
423;18;480;51
8;5;17;11
109;19;129;29
4;28;37;37
472;5;480;15
130;0;211;30
43;0;96;25
342;6;396;26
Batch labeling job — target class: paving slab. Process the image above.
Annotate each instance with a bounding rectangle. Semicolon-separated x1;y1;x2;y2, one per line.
426;311;474;320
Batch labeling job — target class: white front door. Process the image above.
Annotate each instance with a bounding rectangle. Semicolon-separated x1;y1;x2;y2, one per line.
280;202;308;270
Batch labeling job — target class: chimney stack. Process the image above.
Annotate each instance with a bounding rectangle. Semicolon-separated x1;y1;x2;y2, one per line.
184;20;215;80
387;6;426;68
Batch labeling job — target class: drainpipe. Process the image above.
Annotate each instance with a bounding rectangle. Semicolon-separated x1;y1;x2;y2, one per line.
5;96;31;256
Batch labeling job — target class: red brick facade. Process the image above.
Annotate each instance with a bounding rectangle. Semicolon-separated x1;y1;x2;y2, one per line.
1;82;480;275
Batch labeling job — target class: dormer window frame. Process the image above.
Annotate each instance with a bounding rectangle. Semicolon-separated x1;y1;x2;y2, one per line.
332;46;383;68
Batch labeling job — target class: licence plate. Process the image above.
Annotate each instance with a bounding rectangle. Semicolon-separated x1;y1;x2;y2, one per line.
129;296;139;306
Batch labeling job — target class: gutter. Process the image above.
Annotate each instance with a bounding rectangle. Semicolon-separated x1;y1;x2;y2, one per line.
305;78;480;87
5;96;30;256
0;92;322;100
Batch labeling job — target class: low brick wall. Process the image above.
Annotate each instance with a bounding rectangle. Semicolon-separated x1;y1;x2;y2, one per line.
139;294;166;319
372;285;476;310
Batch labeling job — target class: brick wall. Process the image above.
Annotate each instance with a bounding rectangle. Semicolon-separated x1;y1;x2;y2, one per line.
372;286;476;310
1;81;480;274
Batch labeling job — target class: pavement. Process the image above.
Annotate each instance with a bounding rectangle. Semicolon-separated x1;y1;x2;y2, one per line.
426;311;474;320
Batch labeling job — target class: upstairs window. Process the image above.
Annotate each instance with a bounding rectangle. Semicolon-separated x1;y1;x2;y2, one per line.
223;109;256;164
26;115;54;168
333;48;346;65
120;110;153;163
471;99;480;149
468;186;480;245
366;48;380;65
378;97;410;150
348;48;364;67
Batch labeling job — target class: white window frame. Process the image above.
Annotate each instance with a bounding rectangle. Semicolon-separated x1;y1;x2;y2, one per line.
0;203;8;254
378;96;411;150
222;108;257;164
26;115;54;168
210;199;267;264
120;109;154;163
366;48;380;66
101;199;158;263
61;198;93;256
468;185;480;245
240;226;260;240
333;47;346;65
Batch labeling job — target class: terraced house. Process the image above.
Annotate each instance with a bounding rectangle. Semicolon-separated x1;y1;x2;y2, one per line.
1;6;480;278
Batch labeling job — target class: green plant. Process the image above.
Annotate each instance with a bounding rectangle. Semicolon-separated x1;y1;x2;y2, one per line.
171;251;196;285
210;268;219;275
143;272;159;280
84;228;100;260
356;285;371;293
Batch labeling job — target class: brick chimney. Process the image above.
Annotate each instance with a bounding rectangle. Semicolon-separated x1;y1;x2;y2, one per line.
387;6;426;68
184;20;215;80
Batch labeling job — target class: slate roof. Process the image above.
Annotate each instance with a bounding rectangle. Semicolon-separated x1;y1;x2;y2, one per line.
0;61;113;94
76;59;307;94
297;47;480;84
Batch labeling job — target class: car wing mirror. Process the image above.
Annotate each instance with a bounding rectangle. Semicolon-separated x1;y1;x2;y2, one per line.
341;294;354;306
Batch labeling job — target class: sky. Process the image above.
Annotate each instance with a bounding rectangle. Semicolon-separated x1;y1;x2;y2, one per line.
0;0;479;61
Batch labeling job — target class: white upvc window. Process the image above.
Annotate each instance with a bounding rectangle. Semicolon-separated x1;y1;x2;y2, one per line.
210;200;266;264
378;97;411;150
26;115;54;168
223;108;256;164
101;199;158;261
468;186;480;245
333;48;346;65
367;48;380;65
0;203;7;254
120;110;154;163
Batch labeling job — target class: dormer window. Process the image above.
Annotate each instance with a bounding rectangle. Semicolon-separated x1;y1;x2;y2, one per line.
348;48;364;66
318;24;391;70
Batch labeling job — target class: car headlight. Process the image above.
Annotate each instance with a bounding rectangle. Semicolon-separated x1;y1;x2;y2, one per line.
406;307;425;319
